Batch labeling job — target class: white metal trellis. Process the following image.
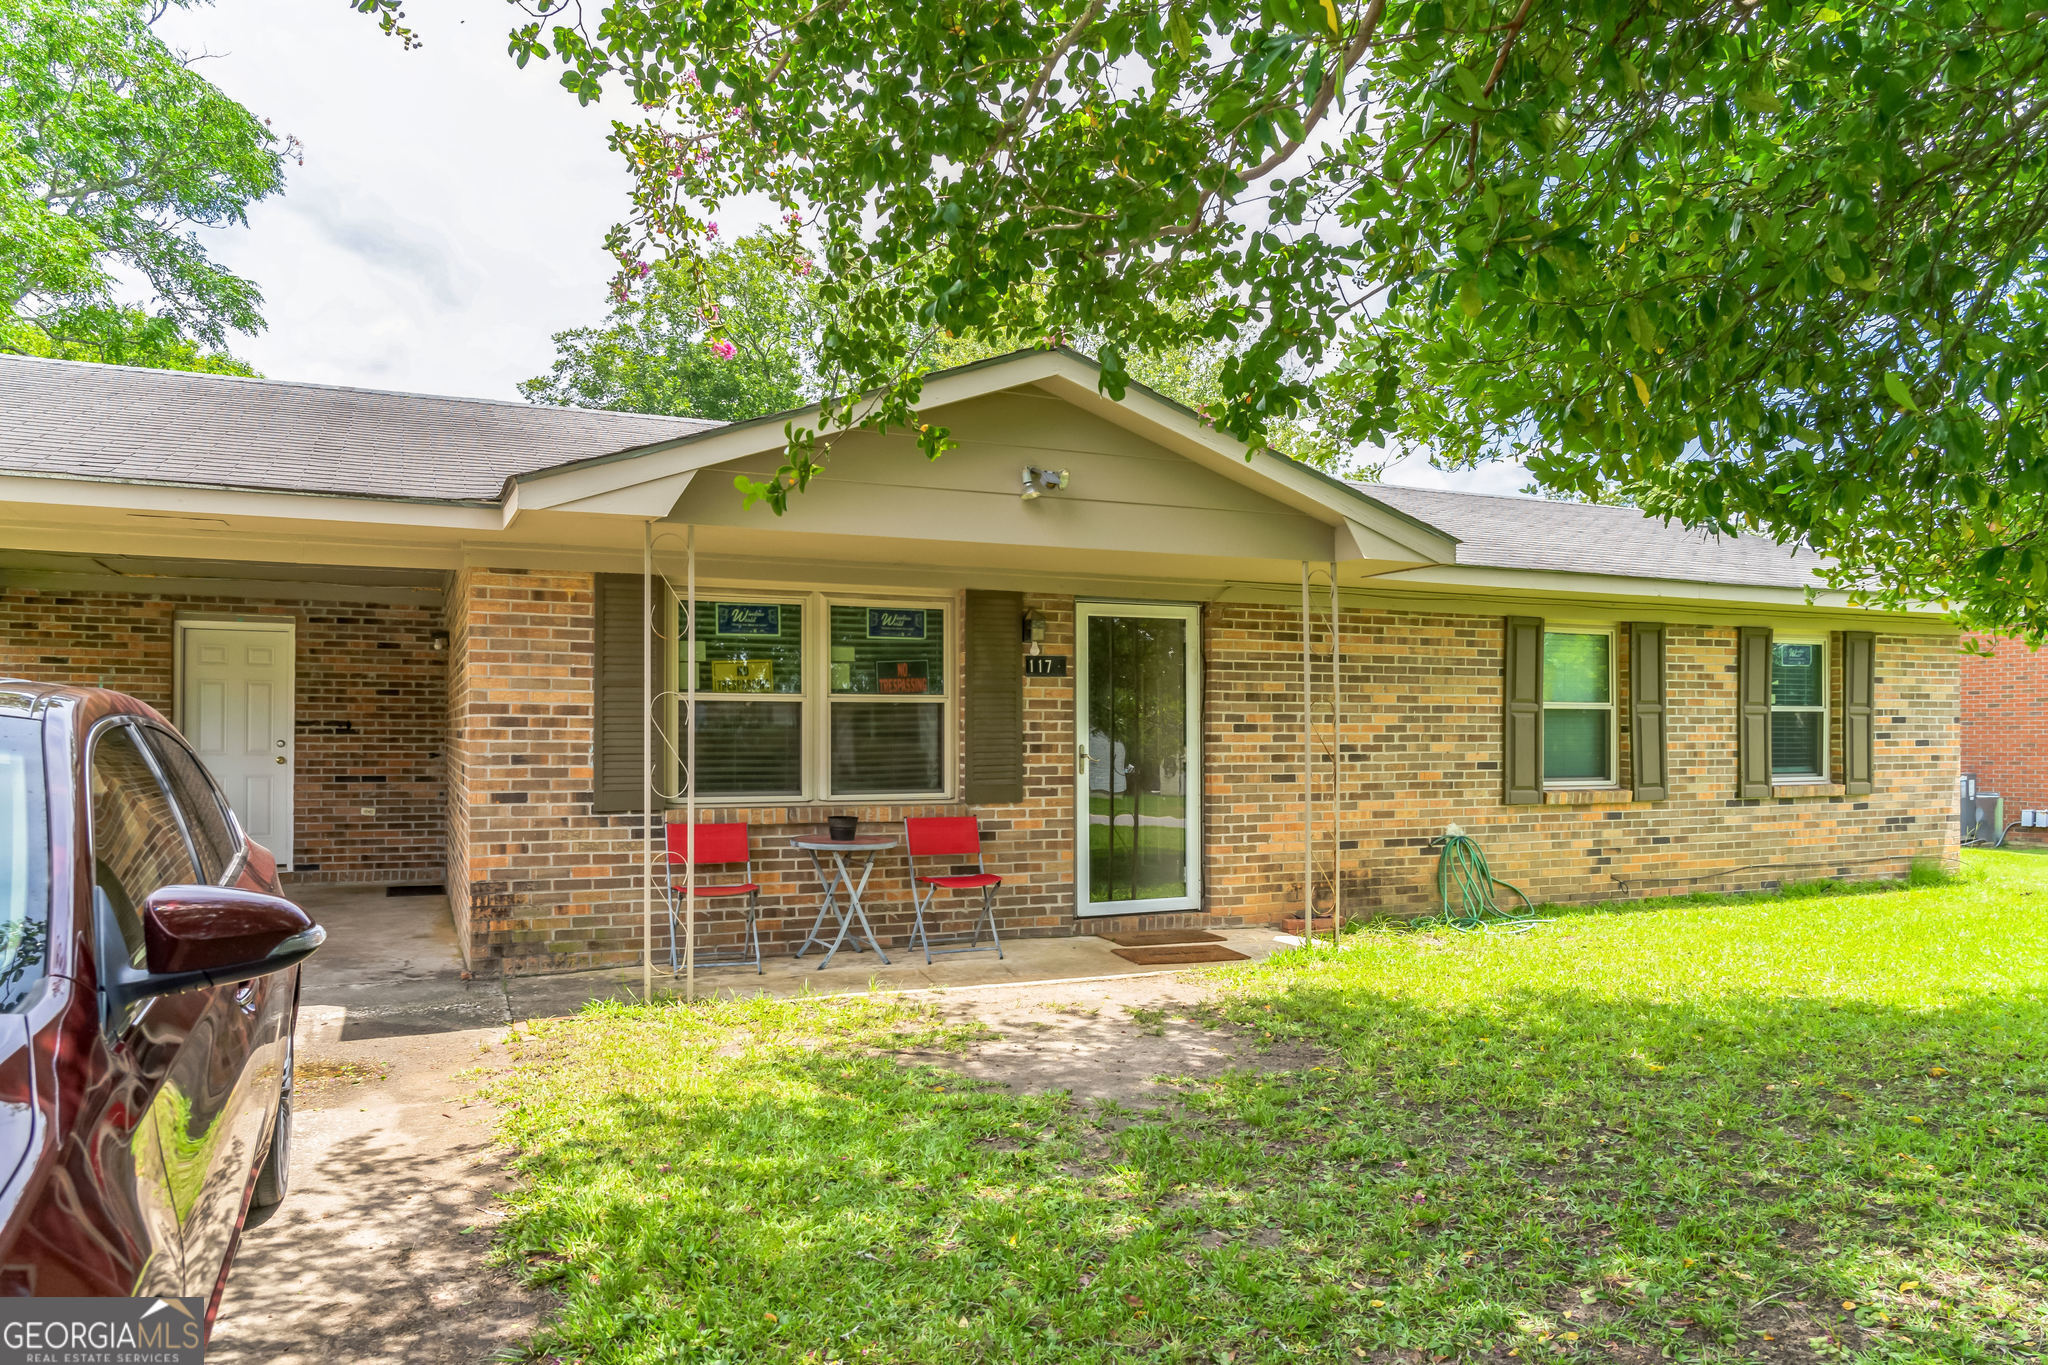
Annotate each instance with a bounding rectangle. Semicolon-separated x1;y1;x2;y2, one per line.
1299;561;1344;950
639;522;702;1003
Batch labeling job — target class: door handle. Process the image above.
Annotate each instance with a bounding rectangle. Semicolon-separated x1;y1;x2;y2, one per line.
274;755;287;765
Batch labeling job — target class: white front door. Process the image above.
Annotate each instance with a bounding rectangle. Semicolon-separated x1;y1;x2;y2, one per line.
1076;601;1202;916
176;620;296;867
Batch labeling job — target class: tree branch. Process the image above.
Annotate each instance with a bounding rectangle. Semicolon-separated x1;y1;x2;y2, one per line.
1239;0;1387;183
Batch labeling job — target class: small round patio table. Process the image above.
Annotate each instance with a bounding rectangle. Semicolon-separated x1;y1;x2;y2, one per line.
791;836;896;970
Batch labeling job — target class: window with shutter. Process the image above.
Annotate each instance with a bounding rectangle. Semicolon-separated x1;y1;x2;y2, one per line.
1541;628;1615;785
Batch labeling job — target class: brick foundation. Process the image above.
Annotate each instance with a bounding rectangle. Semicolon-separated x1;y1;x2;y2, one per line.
0;585;447;883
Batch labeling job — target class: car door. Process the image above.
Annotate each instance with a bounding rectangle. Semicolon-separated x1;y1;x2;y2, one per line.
139;726;288;1298
84;721;263;1297
63;720;204;1296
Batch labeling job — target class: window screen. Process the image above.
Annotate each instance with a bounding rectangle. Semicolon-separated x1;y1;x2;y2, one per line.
1541;631;1613;784
828;604;946;795
828;605;947;695
688;601;805;798
1770;641;1826;776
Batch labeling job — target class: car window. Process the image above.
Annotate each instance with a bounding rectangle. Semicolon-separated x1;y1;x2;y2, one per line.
89;726;199;968
143;730;239;885
0;716;50;1009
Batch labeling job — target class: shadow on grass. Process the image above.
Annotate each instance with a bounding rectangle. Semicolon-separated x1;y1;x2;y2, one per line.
487;952;2047;1365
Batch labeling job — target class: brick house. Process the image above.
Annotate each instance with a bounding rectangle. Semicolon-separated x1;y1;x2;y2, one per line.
0;350;1960;975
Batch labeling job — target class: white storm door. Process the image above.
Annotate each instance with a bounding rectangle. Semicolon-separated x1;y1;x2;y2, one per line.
177;621;296;867
1075;601;1202;916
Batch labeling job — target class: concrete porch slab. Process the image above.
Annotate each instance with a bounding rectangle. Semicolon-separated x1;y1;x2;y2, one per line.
504;923;1282;1016
284;883;1285;1040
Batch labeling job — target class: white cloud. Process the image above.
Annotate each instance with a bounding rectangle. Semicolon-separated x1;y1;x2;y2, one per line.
1375;449;1536;497
153;0;664;400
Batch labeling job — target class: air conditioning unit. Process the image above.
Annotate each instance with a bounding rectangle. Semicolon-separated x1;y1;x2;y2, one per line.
1967;793;2005;844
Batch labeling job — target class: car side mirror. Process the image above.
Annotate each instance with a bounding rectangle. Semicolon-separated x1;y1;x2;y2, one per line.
100;886;324;1014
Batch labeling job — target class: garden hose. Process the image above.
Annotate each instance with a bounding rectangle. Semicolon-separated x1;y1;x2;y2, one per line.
1419;829;1543;932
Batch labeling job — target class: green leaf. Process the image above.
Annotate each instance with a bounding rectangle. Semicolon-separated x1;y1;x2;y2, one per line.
1883;372;1920;412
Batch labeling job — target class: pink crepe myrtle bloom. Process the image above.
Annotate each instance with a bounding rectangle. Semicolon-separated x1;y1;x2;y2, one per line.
705;221;719;238
709;339;737;360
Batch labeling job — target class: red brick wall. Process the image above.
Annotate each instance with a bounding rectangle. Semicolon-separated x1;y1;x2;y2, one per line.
1960;635;2048;821
1203;607;1957;918
451;571;1958;975
450;575;1090;973
0;585;447;883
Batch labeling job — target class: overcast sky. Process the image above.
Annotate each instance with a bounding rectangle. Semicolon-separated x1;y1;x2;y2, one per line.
154;0;1521;494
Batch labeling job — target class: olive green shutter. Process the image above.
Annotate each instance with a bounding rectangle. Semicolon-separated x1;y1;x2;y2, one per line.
963;589;1026;804
1842;630;1875;795
1736;625;1774;799
594;571;655;815
1503;616;1544;805
1628;623;1668;801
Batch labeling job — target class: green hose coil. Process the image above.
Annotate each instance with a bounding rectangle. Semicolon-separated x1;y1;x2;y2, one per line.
1422;830;1542;932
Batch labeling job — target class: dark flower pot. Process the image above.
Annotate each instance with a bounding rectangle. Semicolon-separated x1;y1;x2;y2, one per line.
828;814;859;842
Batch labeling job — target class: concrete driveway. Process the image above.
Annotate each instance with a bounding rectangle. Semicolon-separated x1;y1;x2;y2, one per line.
206;885;1281;1362
206;888;541;1365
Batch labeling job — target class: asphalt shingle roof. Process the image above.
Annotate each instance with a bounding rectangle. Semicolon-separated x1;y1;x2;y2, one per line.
0;354;721;501
1359;483;1825;588
0;354;1826;590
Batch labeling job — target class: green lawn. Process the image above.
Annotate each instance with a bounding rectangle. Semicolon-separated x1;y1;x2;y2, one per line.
489;852;2048;1363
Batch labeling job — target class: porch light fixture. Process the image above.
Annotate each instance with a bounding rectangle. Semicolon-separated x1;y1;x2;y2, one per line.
1020;466;1070;500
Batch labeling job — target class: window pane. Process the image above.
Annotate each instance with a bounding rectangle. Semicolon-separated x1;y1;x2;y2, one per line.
1771;642;1824;707
829;605;946;696
691;601;803;694
144;731;238;883
1771;710;1823;776
1543;708;1610;782
831;703;945;795
691;701;803;797
90;727;199;966
1543;632;1610;704
0;718;50;1007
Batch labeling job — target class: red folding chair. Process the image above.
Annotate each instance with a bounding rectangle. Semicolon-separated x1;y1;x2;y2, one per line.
903;815;1004;965
663;821;763;974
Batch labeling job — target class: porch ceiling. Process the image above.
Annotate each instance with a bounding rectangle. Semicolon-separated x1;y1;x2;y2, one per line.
0;548;450;605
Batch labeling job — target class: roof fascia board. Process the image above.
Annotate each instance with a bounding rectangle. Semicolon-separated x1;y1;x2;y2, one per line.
1216;578;1955;633
517;469;698;517
1366;563;1944;619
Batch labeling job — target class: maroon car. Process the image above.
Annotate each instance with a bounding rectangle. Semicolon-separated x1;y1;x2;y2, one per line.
0;680;319;1323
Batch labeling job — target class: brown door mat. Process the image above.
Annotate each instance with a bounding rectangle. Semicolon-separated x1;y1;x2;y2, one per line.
1097;929;1225;947
1112;944;1251;965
